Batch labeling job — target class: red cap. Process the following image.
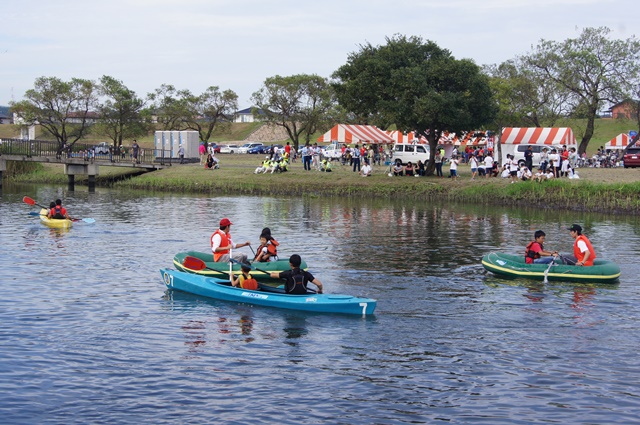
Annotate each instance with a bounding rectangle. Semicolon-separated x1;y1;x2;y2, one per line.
219;217;232;227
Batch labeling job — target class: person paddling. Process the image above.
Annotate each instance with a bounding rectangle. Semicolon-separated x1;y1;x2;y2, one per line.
524;230;558;264
564;224;596;266
48;199;69;219
210;217;251;263
229;262;259;290
268;254;323;294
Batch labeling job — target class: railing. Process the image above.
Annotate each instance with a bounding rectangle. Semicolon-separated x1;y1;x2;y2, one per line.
0;138;173;166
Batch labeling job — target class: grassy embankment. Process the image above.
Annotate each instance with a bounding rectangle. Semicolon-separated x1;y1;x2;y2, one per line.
4;118;640;214
12;154;640;215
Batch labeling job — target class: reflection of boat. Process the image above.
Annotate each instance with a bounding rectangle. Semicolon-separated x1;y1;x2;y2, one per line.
173;251;307;282
482;252;621;284
39;208;72;229
160;268;377;315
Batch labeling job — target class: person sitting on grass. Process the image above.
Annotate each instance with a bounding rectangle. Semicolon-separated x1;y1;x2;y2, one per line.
321;159;333;172
360;162;372;176
392;159;404;176
405;161;415;176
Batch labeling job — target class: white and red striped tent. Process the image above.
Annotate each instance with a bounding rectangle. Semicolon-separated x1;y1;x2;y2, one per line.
604;133;631;150
317;124;394;144
501;127;577;146
386;130;428;144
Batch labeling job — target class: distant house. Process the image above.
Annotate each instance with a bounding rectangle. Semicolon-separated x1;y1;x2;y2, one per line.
608;100;637;119
234;107;264;123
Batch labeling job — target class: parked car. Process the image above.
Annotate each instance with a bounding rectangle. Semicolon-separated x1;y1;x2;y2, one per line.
219;144;239;154
93;142;111;155
208;143;221;154
239;142;264;154
623;146;640;168
247;144;267;154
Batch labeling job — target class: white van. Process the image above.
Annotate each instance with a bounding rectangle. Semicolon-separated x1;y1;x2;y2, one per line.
393;143;430;165
502;144;565;168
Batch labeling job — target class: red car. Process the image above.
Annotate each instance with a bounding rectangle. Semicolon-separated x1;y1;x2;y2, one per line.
208;143;221;154
623;147;640;168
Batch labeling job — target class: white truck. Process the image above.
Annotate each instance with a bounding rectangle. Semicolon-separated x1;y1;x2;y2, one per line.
322;142;343;160
392;142;430;165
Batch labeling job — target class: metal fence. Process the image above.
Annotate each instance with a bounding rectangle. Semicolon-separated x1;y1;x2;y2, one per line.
0;139;172;166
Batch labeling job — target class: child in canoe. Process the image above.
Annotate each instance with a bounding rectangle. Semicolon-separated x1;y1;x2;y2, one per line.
229;262;259;290
254;228;279;262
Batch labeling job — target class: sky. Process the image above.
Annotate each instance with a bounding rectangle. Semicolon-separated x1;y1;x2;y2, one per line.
0;0;637;109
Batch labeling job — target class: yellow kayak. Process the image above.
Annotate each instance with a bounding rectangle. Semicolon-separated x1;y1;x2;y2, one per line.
39;208;73;229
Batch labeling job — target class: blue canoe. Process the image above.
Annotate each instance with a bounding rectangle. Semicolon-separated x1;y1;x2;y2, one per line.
160;268;377;316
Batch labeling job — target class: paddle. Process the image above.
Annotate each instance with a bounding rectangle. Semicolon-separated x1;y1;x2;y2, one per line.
542;256;556;284
182;255;231;278
23;196;95;224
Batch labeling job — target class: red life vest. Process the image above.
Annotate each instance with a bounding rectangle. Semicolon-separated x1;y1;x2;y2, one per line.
254;239;279;262
51;205;66;219
211;229;230;262
574;235;596;266
524;241;542;264
239;273;258;290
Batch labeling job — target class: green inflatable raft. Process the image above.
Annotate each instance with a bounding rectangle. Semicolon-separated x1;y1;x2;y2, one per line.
482;252;621;284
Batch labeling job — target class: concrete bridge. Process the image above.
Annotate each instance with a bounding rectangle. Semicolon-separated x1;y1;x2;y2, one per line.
0;138;173;190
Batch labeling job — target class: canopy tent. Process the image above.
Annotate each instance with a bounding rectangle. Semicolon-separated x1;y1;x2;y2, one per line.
317;124;394;145
501;127;576;145
386;130;428;144
604;133;631;150
439;131;487;146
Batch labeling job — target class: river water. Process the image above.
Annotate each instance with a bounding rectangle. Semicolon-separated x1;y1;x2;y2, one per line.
1;183;640;424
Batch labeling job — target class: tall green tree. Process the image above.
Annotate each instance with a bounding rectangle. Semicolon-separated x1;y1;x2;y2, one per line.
525;27;640;154
182;86;238;142
147;84;190;131
333;35;496;175
251;74;336;150
10;76;98;154
96;75;149;148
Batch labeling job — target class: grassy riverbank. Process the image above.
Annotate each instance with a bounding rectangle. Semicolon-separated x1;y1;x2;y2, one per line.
10;155;640;214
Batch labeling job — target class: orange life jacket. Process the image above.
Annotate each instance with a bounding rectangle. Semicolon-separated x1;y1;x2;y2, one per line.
51;205;66;219
574;235;596;266
211;229;230;262
524;241;542;264
239;273;258;290
254;239;279;261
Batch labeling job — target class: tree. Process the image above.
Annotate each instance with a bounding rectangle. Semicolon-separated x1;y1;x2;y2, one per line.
333;35;496;175
484;59;570;128
182;86;238;142
10;76;98;155
251;74;337;150
95;75;149;148
147;84;190;131
525;27;640;154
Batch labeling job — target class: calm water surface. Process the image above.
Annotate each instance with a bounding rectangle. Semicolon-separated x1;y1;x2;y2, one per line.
1;184;640;424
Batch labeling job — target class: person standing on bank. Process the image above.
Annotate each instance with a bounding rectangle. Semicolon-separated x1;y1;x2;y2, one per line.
269;254;323;294
565;224;596;266
352;144;361;172
178;144;185;164
211;218;251;263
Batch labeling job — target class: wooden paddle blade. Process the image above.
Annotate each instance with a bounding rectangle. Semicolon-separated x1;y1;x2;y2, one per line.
23;196;36;206
183;256;208;271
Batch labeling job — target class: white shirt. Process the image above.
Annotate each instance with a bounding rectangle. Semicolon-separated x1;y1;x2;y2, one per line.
484;156;494;168
576;239;589;253
211;231;237;254
361;164;372;176
450;159;459;170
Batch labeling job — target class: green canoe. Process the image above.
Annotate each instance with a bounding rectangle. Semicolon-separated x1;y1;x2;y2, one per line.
173;251;307;282
482;252;621;284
